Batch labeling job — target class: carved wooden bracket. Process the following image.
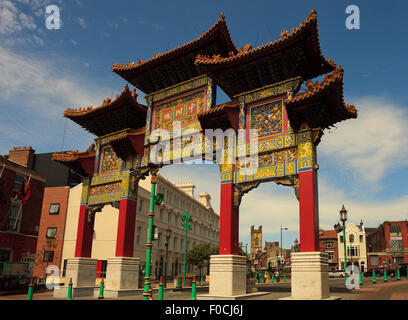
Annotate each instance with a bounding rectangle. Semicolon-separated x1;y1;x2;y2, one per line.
233;181;261;208
86;204;105;223
274;175;299;200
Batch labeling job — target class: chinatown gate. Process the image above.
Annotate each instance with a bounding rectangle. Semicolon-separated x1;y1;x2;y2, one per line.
53;10;357;299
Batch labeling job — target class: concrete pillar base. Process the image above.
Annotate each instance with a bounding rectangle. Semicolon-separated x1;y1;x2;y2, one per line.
282;252;338;300
53;258;97;298
105;257;140;291
209;255;246;297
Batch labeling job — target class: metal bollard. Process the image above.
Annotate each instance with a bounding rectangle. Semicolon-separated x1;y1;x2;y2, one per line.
67;278;73;300
384;270;387;282
372;271;376;284
397;268;401;280
359;272;363;286
284;275;286;282
158;276;164;300
200;276;203;286
27;279;33;300
98;278;104;299
191;277;197;300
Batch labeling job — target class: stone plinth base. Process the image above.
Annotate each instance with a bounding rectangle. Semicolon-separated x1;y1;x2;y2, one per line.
281;252;337;300
197;292;269;300
104;257;140;293
209;255;246;298
54;257;97;298
54;286;95;298
94;288;143;298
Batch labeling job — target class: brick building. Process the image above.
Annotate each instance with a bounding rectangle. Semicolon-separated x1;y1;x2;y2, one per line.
319;229;338;271
366;221;408;270
33;186;70;279
0;147;47;277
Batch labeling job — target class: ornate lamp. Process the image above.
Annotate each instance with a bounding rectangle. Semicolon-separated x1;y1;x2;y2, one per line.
339;205;348;226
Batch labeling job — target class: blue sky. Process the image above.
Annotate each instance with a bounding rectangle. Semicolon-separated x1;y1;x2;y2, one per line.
1;0;407;249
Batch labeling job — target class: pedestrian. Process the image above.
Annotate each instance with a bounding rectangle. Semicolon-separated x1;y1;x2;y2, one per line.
275;270;280;282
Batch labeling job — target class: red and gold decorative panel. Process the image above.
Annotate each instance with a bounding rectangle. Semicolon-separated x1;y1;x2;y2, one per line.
100;146;122;173
153;91;205;131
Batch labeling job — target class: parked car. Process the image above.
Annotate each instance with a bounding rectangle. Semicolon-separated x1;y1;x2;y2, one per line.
329;270;345;278
364;267;396;277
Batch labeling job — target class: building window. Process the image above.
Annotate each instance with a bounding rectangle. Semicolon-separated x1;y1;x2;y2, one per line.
327;251;334;261
0;249;12;262
359;235;363;243
49;203;60;215
168;212;171;224
136;226;141;244
390;225;402;236
43;251;54;262
12;175;25;192
347;246;360;257
180;239;183;252
349;234;354;243
324;242;334;248
370;255;378;267
340;235;344;243
62;259;67;277
138;200;143;212
173;237;177;251
175;216;178;227
159;209;163;220
7;204;20;231
46;227;57;239
158;232;162;248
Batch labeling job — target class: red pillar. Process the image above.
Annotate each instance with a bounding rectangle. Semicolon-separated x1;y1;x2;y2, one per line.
115;198;137;257
219;183;239;255
298;169;319;252
75;205;94;258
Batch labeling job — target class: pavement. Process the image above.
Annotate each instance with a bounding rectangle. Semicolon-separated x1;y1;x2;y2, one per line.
0;277;407;300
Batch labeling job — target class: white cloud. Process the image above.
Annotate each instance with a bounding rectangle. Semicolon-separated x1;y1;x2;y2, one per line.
0;45;111;154
19;12;36;30
77;17;87;29
319;96;408;185
0;0;22;34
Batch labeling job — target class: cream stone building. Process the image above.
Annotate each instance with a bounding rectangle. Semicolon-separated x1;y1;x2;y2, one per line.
337;222;367;272
59;174;219;282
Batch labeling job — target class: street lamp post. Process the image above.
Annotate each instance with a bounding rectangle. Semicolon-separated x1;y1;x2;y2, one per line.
181;210;193;287
164;226;172;288
142;168;164;300
335;204;348;286
280;226;288;265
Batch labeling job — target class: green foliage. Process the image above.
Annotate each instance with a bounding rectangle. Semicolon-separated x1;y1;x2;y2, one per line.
186;243;218;274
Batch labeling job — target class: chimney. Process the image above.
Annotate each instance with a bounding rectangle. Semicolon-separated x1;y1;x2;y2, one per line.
8;147;35;169
199;192;212;209
175;182;196;198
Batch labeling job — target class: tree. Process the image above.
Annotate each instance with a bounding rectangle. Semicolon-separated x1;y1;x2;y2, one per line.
186;243;218;277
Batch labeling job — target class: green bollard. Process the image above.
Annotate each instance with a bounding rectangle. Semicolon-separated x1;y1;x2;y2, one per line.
384;270;388;282
284;275;286;282
67;278;73;300
271;275;274;283
397;268;401;280
359;272;363;286
98;278;104;299
176;277;179;289
191;277;197;300
27;280;33;300
158;277;164;300
200;276;204;286
372;271;376;284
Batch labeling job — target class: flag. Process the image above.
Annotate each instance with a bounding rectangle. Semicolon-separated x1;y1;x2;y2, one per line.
17;176;31;206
